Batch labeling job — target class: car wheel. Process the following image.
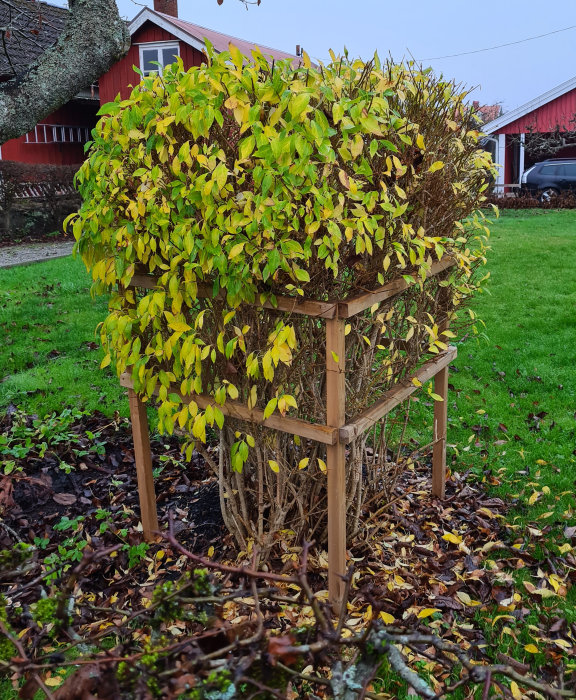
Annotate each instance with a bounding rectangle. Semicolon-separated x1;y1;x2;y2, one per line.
539;187;559;203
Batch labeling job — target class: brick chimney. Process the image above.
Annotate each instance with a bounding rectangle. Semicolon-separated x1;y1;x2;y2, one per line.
154;0;178;17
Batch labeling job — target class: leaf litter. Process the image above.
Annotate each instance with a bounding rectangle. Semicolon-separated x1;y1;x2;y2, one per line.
0;410;575;697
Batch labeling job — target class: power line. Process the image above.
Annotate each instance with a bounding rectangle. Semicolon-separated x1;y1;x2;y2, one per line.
418;23;576;61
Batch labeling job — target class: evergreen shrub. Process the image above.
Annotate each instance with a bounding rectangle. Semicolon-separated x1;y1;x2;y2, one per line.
70;46;494;553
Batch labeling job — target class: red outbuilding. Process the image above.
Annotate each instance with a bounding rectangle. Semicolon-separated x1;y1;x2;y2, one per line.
481;76;576;189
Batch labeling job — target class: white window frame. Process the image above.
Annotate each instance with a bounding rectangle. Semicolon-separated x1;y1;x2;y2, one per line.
138;41;180;77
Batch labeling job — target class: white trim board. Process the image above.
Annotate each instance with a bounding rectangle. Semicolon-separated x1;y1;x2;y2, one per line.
483;75;576;134
128;8;207;53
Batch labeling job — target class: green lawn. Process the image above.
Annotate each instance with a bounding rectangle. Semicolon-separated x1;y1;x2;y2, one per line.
0;254;126;417
449;209;575;518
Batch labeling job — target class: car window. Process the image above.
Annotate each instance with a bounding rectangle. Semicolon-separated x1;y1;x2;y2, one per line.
540;164;564;176
563;164;576;177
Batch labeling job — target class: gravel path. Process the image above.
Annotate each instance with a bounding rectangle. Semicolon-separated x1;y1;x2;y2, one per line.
0;240;75;269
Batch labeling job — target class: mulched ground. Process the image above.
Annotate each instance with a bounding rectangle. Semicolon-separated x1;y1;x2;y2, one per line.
0;410;226;563
1;409;575;697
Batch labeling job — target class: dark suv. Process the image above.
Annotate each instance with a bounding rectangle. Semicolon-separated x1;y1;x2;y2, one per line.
520;158;576;202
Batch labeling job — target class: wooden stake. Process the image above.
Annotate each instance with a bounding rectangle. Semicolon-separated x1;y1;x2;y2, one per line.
432;364;448;499
128;388;159;539
325;317;347;610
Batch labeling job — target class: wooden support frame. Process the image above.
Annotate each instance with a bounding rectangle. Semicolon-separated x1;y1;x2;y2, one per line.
127;388;159;540
122;258;457;609
325;318;347;607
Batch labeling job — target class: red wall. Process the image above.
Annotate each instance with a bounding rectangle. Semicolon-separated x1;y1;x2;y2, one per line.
499;88;576;134
1;101;98;165
99;22;204;104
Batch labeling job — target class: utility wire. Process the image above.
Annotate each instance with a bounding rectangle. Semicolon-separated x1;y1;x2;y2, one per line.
418;23;576;61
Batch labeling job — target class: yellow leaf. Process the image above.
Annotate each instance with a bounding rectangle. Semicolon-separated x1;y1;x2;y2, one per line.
207;545;215;557
317;458;327;473
380;611;395;624
412;377;422;387
442;532;462;545
169;321;192;333
528;491;540;505
100;353;111;369
417;608;440;619
416;133;425;150
558;543;572;554
456;591;481;606
298;458;310;470
428;161;444;173
228;242;245;259
524;643;539;654
44;678;64;687
510;681;522;700
268;460;280;473
229;42;244;70
491;614;515;626
553;638;571;649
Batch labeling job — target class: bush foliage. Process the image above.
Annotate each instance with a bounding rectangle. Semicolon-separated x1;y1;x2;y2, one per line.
71;47;494;550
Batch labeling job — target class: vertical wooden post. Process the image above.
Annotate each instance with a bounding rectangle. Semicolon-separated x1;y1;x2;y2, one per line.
325;317;347;610
432;299;450;498
432;365;448;498
128;388;159;539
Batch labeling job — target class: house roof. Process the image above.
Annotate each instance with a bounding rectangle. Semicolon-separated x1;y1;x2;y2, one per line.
482;75;576;134
0;0;68;80
129;7;300;64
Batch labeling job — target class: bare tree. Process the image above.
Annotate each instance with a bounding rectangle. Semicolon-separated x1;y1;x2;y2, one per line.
0;0;130;145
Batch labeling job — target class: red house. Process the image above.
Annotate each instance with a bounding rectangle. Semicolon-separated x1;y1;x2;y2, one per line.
1;0;299;168
0;0;99;166
482;76;576;188
100;0;299;105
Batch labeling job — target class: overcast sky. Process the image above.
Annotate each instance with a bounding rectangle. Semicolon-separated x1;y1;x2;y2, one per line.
67;0;576;114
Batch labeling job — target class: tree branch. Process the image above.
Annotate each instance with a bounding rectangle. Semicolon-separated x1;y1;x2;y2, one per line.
0;0;130;144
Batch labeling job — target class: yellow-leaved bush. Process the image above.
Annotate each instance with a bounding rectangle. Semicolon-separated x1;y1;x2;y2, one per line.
70;45;495;553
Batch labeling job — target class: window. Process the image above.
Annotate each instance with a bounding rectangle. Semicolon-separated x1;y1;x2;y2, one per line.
139;42;180;76
563;164;576;177
540;164;563;176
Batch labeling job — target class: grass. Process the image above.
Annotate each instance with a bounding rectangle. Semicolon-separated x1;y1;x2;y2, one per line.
0;255;126;418
449;208;575;517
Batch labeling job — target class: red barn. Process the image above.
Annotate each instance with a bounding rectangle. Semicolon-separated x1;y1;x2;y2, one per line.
100;0;300;106
482;76;576;189
0;1;99;166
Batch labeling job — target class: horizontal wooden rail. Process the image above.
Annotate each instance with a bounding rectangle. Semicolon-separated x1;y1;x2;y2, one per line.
128;274;338;319
127;256;456;321
337;257;456;318
339;345;457;442
119;373;338;445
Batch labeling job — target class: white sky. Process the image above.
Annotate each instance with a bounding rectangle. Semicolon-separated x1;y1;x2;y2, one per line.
57;0;576;114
